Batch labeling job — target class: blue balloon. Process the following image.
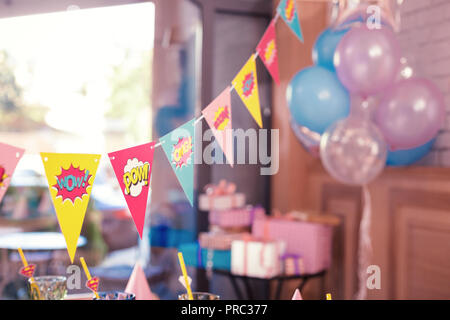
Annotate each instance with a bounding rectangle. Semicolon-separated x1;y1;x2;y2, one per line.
312;27;349;72
287;66;350;134
387;139;435;166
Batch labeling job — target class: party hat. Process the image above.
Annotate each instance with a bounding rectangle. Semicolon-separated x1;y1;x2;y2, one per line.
125;263;155;300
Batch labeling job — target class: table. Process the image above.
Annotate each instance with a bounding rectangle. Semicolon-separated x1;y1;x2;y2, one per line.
0;232;87;299
213;269;327;300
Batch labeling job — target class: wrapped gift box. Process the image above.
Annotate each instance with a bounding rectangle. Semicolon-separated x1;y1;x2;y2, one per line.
231;238;286;279
199;193;245;211
199;232;251;250
178;242;231;271
209;206;265;228
198;180;246;211
150;225;195;248
252;217;333;274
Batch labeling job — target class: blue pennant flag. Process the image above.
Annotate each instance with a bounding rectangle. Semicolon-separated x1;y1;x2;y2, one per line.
159;118;195;206
277;0;304;42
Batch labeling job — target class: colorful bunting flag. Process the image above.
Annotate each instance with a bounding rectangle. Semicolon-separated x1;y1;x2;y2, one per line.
202;87;234;166
160;119;195;206
277;0;304;43
108;142;155;238
256;20;280;85
40;153;100;262
0;142;25;204
232;55;263;128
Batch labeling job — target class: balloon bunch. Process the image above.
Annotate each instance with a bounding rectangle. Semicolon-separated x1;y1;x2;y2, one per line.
287;12;445;185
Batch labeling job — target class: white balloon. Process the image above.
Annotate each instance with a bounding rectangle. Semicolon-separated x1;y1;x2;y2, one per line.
320;117;387;185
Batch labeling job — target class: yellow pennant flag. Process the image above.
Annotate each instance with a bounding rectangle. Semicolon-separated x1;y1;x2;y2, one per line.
232;54;263;128
41;153;101;262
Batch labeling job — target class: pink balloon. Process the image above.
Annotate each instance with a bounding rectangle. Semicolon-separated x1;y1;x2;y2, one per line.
334;25;401;97
375;78;445;150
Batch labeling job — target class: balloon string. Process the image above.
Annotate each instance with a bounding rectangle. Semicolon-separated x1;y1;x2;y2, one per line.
355;185;373;300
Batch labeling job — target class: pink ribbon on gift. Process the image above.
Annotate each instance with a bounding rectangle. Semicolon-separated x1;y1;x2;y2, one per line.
249;205;264;225
272;208;299;221
259;239;281;278
241;234;281;278
204;180;237;209
281;253;304;276
204;179;236;196
241;234;252;276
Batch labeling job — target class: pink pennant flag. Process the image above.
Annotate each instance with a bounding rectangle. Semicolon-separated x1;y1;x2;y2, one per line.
202;87;234;166
125;263;157;300
292;289;303;300
256;20;280;85
108;142;155;238
0;142;25;204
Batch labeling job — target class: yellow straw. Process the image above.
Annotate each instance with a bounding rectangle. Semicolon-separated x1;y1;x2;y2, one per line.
177;252;193;300
326;293;332;300
18;247;28;267
18;248;41;299
80;257;100;299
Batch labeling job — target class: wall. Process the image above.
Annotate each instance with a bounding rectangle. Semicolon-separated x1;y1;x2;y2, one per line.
397;0;450;166
271;0;450;300
271;0;328;214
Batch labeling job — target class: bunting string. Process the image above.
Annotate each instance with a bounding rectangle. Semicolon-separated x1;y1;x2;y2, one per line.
0;1;305;259
146;1;297;149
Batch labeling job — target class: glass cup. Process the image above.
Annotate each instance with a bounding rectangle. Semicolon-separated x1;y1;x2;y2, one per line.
28;276;67;300
178;292;220;300
94;291;136;300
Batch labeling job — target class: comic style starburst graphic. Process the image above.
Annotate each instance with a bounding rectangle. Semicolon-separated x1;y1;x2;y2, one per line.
0;166;8;188
242;72;255;98
285;0;295;22
52;164;92;204
172;136;193;169
264;39;276;65
213;106;230;131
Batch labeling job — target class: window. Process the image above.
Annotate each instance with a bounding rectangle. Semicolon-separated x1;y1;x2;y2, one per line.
0;2;155;175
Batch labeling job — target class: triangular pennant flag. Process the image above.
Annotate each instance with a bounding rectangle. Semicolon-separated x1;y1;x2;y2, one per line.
277;0;304;42
41;153;100;262
160;118;195;206
292;289;303;300
256;20;280;85
108;142;155;238
178;275;192;289
126;263;156;300
19;264;36;278
86;277;100;293
0;142;25;204
232;55;263;128
202;87;234;166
